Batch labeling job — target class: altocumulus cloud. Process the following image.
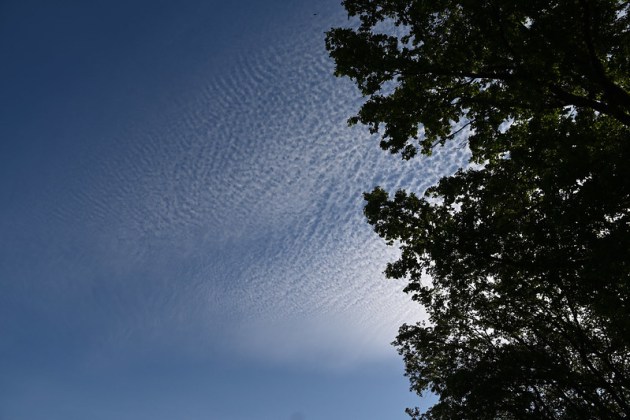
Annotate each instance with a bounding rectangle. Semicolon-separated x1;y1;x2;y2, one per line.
2;5;470;370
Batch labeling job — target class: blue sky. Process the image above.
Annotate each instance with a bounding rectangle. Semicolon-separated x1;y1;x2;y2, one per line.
0;1;469;419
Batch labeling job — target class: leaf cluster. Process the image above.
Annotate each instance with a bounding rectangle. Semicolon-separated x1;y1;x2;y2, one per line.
366;111;630;418
327;0;630;418
327;0;630;159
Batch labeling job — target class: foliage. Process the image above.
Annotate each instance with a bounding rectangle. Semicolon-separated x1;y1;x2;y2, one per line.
327;0;630;159
326;1;630;418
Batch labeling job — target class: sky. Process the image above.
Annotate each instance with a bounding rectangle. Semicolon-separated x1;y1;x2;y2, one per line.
0;1;469;419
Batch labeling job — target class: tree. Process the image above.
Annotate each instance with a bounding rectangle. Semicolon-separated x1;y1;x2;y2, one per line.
326;1;630;418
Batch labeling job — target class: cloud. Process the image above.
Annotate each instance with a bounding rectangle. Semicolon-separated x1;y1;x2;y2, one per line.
1;3;471;370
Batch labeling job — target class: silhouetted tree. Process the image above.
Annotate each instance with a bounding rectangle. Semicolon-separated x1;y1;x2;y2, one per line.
326;1;630;418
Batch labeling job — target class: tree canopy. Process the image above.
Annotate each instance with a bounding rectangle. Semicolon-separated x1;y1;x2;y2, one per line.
326;1;630;418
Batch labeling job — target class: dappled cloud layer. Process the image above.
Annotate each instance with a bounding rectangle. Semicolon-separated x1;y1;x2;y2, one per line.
0;7;469;369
